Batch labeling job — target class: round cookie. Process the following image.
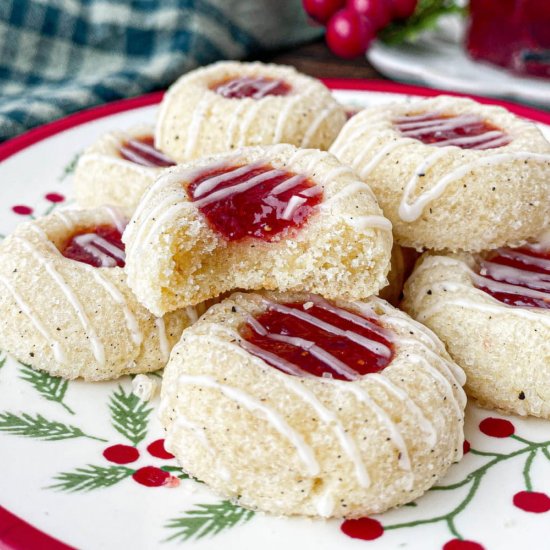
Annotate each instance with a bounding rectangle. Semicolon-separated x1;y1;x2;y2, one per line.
402;235;550;418
74;125;175;216
0;207;199;381
159;291;466;518
155;61;347;162
123;144;393;316
330;95;550;252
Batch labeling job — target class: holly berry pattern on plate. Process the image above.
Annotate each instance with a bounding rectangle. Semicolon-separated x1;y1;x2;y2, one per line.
1;86;550;549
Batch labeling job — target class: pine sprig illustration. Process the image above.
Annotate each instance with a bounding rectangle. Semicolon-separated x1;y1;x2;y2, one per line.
59;151;81;181
49;465;134;492
19;363;74;414
0;412;106;441
0;351;6;370
109;385;152;446
165;501;255;542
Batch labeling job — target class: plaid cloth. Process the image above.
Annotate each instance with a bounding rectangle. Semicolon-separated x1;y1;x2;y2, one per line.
0;0;321;142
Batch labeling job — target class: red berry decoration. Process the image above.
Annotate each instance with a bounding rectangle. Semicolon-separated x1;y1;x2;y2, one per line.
389;0;418;19
513;491;550;513
302;0;345;24
147;438;175;459
326;9;376;58
340;517;384;540
12;205;33;216
443;539;485;550
347;0;391;30
479;417;515;438
463;440;471;454
132;466;170;487
45;192;65;203
103;444;140;464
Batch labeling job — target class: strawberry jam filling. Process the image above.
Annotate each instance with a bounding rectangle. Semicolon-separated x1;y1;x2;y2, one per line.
475;245;550;309
394;112;510;150
186;163;322;241
119;135;175;167
211;77;291;99
61;225;126;268
239;299;394;381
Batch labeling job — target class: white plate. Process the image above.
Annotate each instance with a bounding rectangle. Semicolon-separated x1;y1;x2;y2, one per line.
1;85;550;550
367;17;550;108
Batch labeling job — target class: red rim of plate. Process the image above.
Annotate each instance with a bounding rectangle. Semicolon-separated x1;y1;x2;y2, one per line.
1;78;549;163
0;77;549;549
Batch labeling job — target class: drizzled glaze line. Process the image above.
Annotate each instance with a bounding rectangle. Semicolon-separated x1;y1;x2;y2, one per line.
184;96;215;159
0;274;67;363
177;374;320;476
27;224;143;347
14;237;105;365
273;83;318;144
300;104;339;148
155;318;170;363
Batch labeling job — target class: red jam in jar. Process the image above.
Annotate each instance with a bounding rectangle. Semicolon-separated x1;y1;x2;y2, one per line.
61;225;126;268
394;112;510;149
466;0;550;78
211;77;291;99
186;163;323;241
119;135;175;167
239;299;394;381
475;245;550;309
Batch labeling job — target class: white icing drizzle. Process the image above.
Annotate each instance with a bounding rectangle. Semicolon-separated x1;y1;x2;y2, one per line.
236;100;265;146
226;100;250;147
330;121;387;158
173;416;211;449
215;77;285;99
155;317;170;362
263;300;391;357
14;237;105;365
337;381;413;477
177;374;320;475
315;489;335;517
397;114;480;135
101;205;128;235
278;374;371;487
185;306;199;323
119;137;174;167
0;274;67;363
479;258;550;292
358;139;415;179
273;83;317;143
271;175;306;196
53;210;74;231
72;234;124;267
184;95;215;159
321;181;377;208
239;339;310;377
399;152;550;223
193;164;260;198
496;248;550;271
301;104;339;148
28;225;142;347
281;195;307;220
346;215;393;233
132;374;159;401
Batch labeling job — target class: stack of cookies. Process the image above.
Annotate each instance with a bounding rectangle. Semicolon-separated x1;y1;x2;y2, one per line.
0;61;548;519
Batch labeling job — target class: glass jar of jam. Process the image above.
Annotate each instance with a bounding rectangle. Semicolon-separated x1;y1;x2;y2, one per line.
466;0;550;79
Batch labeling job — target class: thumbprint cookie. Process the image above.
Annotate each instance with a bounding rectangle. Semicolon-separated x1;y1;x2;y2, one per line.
155;61;346;162
123;144;393;316
74;125;176;215
159;291;466;518
402;232;550;418
0;207;199;381
330;95;550;252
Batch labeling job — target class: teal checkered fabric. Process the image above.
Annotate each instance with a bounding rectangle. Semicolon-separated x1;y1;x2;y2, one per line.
0;0;320;142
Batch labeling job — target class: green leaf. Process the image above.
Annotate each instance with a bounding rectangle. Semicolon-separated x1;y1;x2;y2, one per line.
379;0;466;46
59;152;81;181
109;385;152;446
165;501;254;542
0;351;6;370
0;412;106;441
49;464;134;492
18;363;74;414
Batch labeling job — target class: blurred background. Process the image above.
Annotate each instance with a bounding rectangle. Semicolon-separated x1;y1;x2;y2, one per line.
1;0;548;142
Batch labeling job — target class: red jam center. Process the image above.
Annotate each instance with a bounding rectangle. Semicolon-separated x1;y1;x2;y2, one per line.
394;112;510;150
211;77;291;99
186;163;322;242
119;135;175;167
239;299;394;381
61;225;126;268
475;245;550;309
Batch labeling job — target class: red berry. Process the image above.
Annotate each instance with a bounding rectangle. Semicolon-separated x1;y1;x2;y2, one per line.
132;466;170;487
389;0;418;19
479;417;515;438
513;491;550;513
443;539;485;550
347;0;391;30
12;205;33;216
326;9;376;58
463;440;471;454
147;438;175;459
103;444;140;464
302;0;346;24
45;192;65;203
341;517;384;540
